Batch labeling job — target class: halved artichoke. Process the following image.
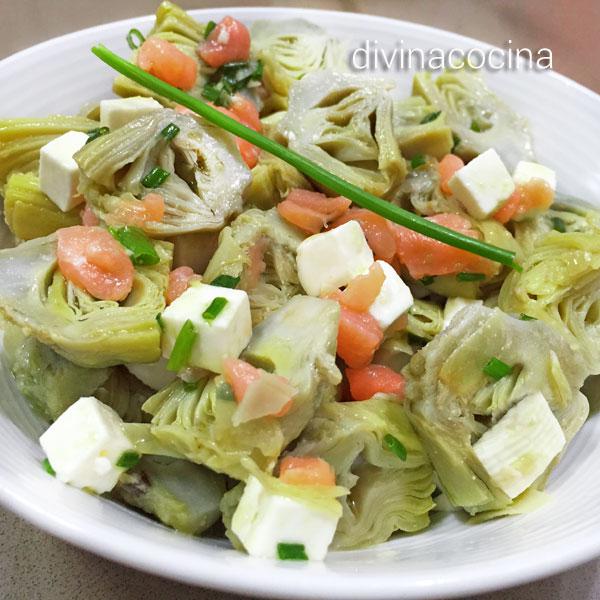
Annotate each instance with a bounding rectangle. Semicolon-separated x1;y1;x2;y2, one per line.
279;71;406;198
404;304;588;516
0;232;172;368
291;397;435;549
251;19;347;114
76;109;251;236
412;69;534;169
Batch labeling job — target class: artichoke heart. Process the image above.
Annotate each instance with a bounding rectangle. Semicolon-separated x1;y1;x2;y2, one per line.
0;233;172;368
76;109;251;237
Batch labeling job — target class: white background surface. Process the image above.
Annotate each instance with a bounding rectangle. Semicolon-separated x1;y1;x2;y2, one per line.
1;2;599;599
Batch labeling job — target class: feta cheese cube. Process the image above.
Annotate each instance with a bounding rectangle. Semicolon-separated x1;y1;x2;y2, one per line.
39;130;88;212
99;96;163;131
39;396;133;494
125;357;177;391
448;148;515;219
161;283;252;374
368;260;413;330
443;297;483;329
473;392;566;499
296;220;374;296
513;160;557;191
231;476;340;560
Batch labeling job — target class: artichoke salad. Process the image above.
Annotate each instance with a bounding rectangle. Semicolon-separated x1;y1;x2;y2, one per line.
0;1;598;562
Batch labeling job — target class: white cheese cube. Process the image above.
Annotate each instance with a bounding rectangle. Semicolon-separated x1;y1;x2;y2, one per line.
443;297;483;329
448;148;515;219
231;476;340;560
473;392;566;500
513;161;557;191
39;130;88;212
161;283;252;374
125;357;177;391
368;260;413;330
296;220;374;296
39;396;133;494
99;96;163;131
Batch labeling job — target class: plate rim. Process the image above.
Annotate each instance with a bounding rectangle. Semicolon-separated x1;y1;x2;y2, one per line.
0;6;599;599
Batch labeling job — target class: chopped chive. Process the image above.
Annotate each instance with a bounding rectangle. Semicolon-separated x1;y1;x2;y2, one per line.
410;154;427;170
470;120;482;132
451;132;461;153
419;275;435;285
210;274;240;289
90;46;523;273
116;450;141;469
519;313;537;321
86;126;110;143
109;226;160;265
420;111;441;124
551;216;567;233
216;382;235;402
42;458;56;476
126;28;145;50
277;543;308;561
202;83;223;104
167;320;197;372
160;122;180;141
204;20;217;38
483;357;513;380
183;380;199;392
156;313;164;329
142;166;170;188
383;434;407;461
251;60;264;81
202;297;228;322
407;333;428;347
456;272;486;282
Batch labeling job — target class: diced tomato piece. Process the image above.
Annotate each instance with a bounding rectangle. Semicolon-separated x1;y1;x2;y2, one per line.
279;456;336;486
80;204;100;227
346;364;406;402
239;237;267;290
108;193;165;229
438;154;465;195
230;94;261;132
337;304;384;368
56;226;134;301
142;193;165;221
332;208;396;262
166;266;198;305
197;16;251;68
493;179;554;224
391;213;495;279
335;262;385;312
222;357;261;403
137;37;197;91
277;189;351;234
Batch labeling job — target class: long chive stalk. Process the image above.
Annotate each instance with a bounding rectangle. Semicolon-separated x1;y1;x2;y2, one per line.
91;44;520;270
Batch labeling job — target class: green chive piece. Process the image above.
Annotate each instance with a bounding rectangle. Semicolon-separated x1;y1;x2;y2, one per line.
142;166;170;188
86;126;110;143
410;154;427;170
383;434;407;461
210;274;240;288
216;382;235;402
204;20;217;38
420;111;441;124
167;320;197;372
214;60;263;93
156;313;164;329
419;275;435;285
456;272;486;282
183;380;199;392
90;46;523;272
160;122;180;141
277;543;309;561
116;450;141;469
451;133;461;153
551;216;567;233
470;120;482;132
109;226;160;265
202;83;226;105
520;313;537;321
202;297;228;322
483;357;513;380
42;458;56;476
126;28;145;50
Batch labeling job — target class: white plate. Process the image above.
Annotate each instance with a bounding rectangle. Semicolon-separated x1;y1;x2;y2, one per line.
1;7;600;600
